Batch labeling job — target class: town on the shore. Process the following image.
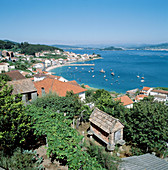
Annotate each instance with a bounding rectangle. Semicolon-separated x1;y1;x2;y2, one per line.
0;48;168;104
1;47;168;169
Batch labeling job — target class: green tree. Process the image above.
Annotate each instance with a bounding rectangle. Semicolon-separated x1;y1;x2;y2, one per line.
0;81;31;154
0;74;11;81
32;92;82;119
126;99;168;156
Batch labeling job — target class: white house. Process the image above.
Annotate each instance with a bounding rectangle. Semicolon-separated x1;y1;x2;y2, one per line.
115;95;134;108
140;87;153;96
0;63;9;73
150;89;168;102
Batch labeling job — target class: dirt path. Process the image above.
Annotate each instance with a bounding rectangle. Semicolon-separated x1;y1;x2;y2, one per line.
35;145;68;170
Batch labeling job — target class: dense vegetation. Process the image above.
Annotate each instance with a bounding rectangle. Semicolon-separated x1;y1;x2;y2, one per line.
27;105;103;169
155;87;168;91
0;40;17;49
0;40;63;55
0;81;31;155
94;89;168;156
19;42;63;55
1;81;168;169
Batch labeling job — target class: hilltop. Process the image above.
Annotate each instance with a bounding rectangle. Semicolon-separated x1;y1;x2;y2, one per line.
0;40;63;55
129;43;168;51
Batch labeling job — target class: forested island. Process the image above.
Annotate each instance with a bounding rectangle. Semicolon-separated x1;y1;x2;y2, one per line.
100;46;123;51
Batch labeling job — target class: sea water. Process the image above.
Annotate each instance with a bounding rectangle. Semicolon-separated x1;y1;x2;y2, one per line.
51;50;168;93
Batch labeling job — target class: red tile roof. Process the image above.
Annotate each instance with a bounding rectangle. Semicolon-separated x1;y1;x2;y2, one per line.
151;89;168;94
85;85;90;88
34;78;87;97
115;95;133;106
135;94;148;101
68;80;80;86
142;87;151;91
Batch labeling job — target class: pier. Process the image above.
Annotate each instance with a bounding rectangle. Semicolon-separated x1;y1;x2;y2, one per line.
65;63;95;66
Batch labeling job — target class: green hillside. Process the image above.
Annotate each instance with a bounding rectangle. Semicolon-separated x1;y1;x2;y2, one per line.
0;40;63;55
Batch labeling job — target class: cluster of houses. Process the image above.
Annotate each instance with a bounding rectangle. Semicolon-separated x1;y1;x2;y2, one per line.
1;70;87;103
0;49;100;74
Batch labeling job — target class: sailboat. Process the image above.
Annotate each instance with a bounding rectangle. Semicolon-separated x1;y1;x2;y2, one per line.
100;69;105;73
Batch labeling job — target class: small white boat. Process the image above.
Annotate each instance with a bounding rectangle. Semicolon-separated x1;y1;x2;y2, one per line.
92;70;94;72
92;75;95;78
105;79;108;81
75;67;77;69
100;69;105;73
141;80;144;82
111;72;115;76
104;75;106;78
88;71;90;72
118;76;120;78
68;67;71;69
137;75;140;78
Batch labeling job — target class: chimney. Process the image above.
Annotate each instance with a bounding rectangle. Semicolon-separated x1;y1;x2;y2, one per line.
41;87;45;96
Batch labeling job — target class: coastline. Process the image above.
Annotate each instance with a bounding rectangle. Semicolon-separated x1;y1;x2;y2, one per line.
46;57;102;72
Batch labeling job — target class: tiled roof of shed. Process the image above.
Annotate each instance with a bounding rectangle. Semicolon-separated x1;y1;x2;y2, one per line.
8;78;37;94
89;107;124;134
120;153;168;170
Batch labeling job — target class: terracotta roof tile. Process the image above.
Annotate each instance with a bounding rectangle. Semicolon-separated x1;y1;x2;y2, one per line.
34;78;87;97
151;89;168;94
68;80;80;86
115;95;133;106
85;85;90;88
135;94;148;101
142;87;151;91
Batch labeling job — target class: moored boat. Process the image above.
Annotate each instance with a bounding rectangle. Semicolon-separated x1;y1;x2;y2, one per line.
111;72;115;76
100;69;105;73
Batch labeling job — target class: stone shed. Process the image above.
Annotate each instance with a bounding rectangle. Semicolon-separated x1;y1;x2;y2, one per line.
88;107;125;151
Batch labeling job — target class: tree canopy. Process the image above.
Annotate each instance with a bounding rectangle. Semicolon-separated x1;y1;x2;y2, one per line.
127;98;168;155
0;81;31;154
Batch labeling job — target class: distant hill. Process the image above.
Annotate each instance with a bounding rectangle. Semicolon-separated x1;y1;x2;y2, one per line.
100;46;123;51
52;44;82;49
132;43;168;50
52;44;98;50
3;40;19;44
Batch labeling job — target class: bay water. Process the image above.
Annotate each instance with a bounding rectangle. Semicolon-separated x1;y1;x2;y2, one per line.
51;50;168;93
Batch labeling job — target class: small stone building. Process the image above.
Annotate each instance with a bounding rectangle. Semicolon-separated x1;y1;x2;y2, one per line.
8;78;37;103
88;107;125;151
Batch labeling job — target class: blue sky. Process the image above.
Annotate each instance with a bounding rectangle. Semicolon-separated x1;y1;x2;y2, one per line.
0;0;168;45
